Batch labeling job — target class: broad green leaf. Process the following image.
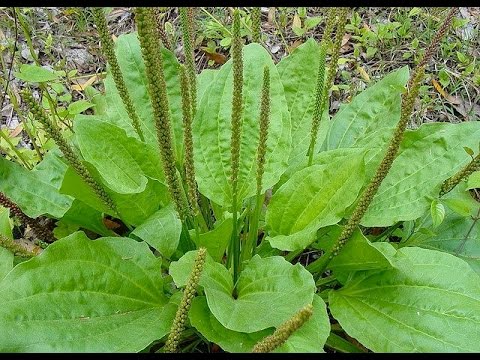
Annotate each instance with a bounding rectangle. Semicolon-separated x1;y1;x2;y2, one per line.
442;181;479;217
277;38;330;161
189;295;329;353
60;166;110;215
325;66;409;152
0;155;72;218
329;247;480;352
329;227;395;283
430;199;445;228
105;33;184;162
467;171;480;190
189;296;270;353
401;192;480;275
0;207;13;239
67;100;94;115
59;200;112;237
0;247;13;280
14;64;60;82
171;252;315;333
193;43;292;208
85;85;108;115
191;217;233;262
60;164;167;226
131;204;182;258
362;122;480;226
197;68;218;103
74;115;165;194
266;154;365;251
0;232;176;352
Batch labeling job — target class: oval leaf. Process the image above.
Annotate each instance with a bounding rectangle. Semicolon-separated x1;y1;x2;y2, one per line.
131;204;182;258
193;43;292;207
266;153;365;251
0;232;176;352
329;247;480;352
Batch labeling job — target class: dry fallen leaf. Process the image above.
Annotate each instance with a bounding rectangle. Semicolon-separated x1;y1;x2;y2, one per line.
357;66;371;82
431;79;462;105
103;218;122;230
9;123;23;138
287;39;303;53
71;74;101;92
292;13;302;30
268;7;276;25
201;49;227;65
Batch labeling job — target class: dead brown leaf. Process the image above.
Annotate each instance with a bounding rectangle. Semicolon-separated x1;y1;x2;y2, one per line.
267;7;276;25
9;123;23;138
201;49;227;65
287;39;303;53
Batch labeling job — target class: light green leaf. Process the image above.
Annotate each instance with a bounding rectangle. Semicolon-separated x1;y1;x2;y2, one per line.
277;38;329;162
105;33;184;162
430;199;445;228
189;296;270;353
14;64;60;83
325;66;409;152
191;217;233;262
467;171;480;190
131;204;182;258
197;68;218;103
0;232;176;352
59;200;112;237
329;247;480;352
193;43;292;208
74;115;165;194
0;155;73;218
170;252;315;333
266;154;365;251
67;100;94;115
362;122;480;226
329;227;395;283
0;207;13;239
401;190;480;275
189;295;329;353
0;247;13;281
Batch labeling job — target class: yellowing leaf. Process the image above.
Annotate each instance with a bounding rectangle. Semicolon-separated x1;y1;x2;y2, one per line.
357;66;370;82
71;74;100;91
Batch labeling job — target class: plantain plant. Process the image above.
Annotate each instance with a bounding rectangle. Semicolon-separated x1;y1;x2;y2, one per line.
0;7;479;353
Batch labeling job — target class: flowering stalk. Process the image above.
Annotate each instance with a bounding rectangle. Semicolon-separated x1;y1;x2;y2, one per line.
252;304;313;353
307;7;458;275
307;7;348;165
21;91;117;216
227;9;244;284
179;7;197;118
251;7;261;43
440;153;480;196
164;248;207;353
243;66;270;264
0;233;40;258
179;65;199;216
91;7;144;141
153;7;172;51
135;7;189;220
0;192;54;242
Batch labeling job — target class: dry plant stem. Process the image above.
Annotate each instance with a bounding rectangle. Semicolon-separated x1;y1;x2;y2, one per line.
21;91;118;216
164;248;207;353
440;153;480;196
179;7;197;118
0;192;55;242
0;233;38;258
227;9;244;284
135;7;189;221
252;304;313;353
307;7;458;275
91;7;144;141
